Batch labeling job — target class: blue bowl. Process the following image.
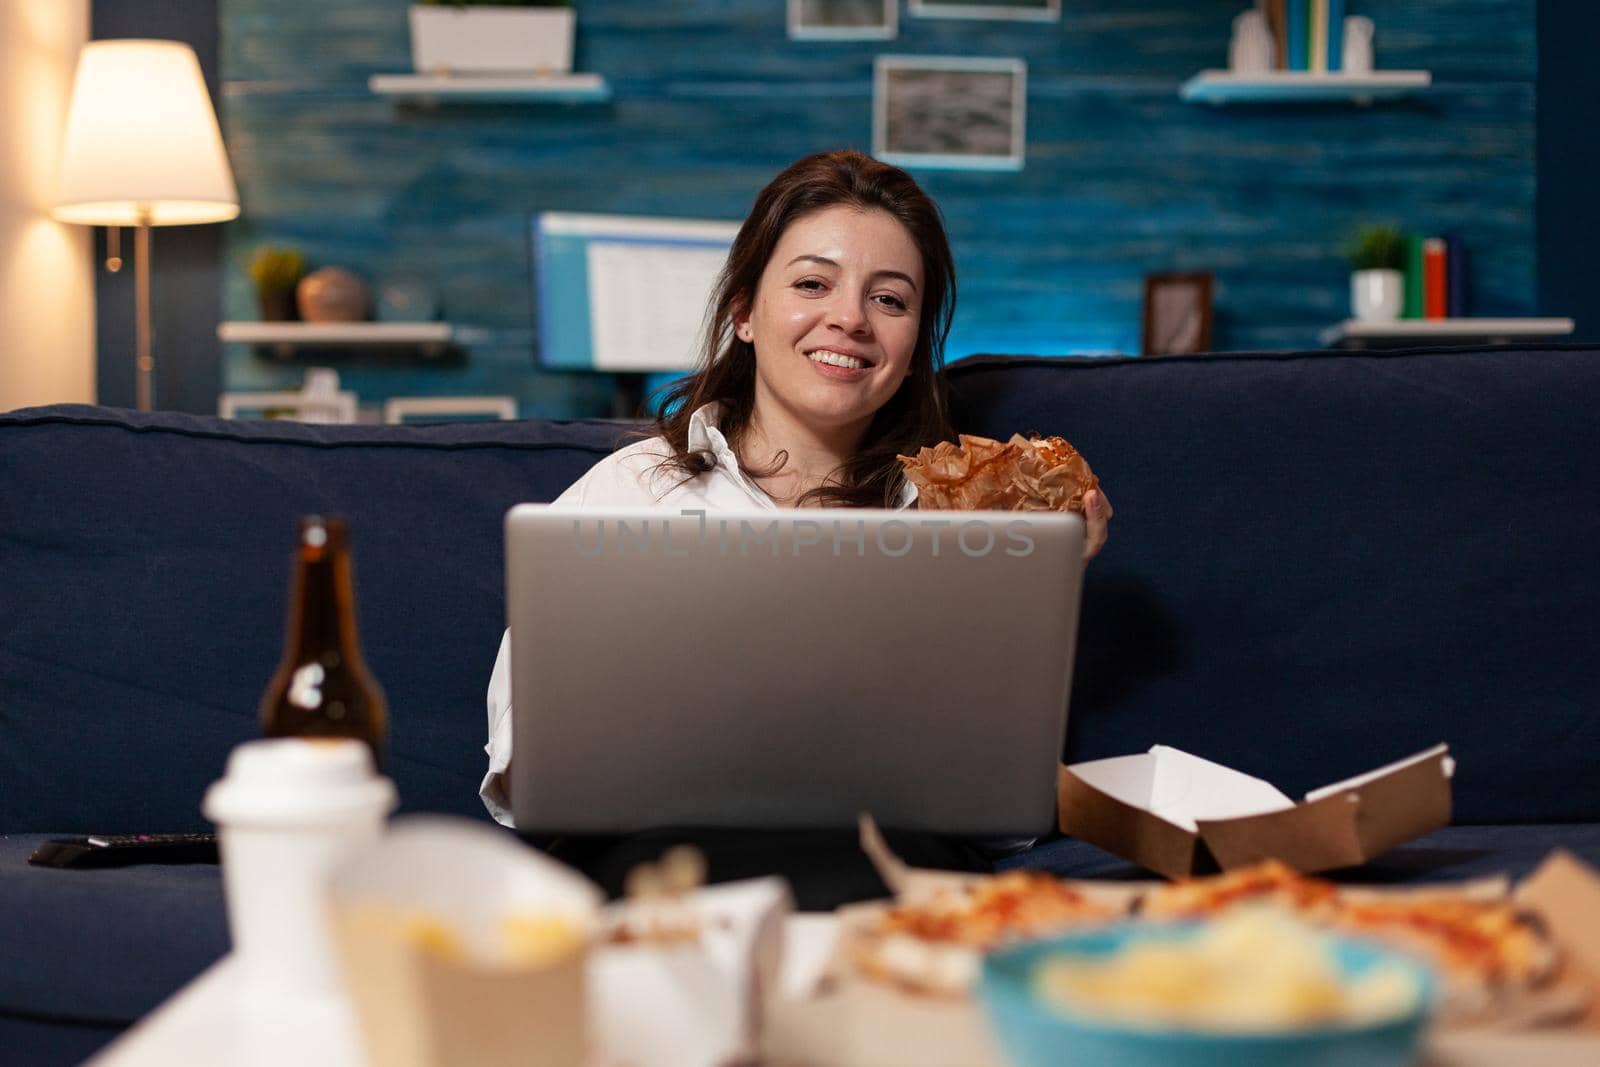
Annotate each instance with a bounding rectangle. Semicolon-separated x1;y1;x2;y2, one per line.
978;923;1435;1067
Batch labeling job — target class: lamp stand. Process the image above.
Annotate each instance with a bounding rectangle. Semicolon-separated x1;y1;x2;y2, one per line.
134;209;153;412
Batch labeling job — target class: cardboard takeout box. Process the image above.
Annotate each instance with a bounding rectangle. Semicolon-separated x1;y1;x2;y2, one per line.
1058;743;1454;879
327;817;601;1067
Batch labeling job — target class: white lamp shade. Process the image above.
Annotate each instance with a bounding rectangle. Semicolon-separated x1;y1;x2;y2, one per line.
53;39;239;227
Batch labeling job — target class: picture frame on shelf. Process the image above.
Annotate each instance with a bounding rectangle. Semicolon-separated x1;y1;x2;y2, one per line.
788;0;897;41
1141;272;1214;356
873;56;1027;171
909;0;1059;22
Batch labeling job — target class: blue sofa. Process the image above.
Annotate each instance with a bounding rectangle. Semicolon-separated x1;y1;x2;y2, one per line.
3;345;1597;1063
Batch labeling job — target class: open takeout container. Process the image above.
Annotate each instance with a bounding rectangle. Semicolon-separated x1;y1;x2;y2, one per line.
326;817;601;1067
1058;743;1454;879
590;875;792;1067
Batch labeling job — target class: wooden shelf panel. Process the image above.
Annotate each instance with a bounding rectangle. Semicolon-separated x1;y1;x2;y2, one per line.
1321;317;1574;346
368;73;612;103
219;322;455;346
1181;69;1431;105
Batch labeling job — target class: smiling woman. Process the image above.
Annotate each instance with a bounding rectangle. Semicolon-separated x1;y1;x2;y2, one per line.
650;149;958;509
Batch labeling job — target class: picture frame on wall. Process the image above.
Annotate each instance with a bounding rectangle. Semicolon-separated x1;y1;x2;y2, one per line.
788;0;897;40
1141;272;1215;356
909;0;1060;22
873;56;1027;171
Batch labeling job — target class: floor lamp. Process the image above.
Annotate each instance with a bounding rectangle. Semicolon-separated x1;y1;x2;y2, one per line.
53;39;239;412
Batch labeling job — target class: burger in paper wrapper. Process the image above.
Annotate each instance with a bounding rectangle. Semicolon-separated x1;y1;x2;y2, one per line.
897;434;1100;513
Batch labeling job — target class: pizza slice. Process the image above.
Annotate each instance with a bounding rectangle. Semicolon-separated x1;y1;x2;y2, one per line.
848;870;1125;996
1140;860;1340;922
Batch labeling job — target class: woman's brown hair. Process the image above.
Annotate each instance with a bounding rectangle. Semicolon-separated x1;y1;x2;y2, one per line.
650;149;957;508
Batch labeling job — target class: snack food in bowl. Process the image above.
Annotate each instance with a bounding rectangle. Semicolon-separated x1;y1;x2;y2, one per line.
978;911;1435;1067
1141;860;1565;1024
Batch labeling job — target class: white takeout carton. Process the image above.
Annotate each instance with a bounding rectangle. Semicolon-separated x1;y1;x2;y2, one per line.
326;817;601;1067
1058;743;1455;879
590;875;792;1067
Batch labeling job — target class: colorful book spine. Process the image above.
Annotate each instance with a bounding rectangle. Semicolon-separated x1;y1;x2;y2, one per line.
1264;0;1288;70
1326;0;1345;71
1404;234;1426;319
1445;235;1469;318
1287;0;1309;72
1423;238;1448;319
1310;0;1328;73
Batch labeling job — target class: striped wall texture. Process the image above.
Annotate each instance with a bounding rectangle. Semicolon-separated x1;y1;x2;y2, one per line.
219;0;1536;417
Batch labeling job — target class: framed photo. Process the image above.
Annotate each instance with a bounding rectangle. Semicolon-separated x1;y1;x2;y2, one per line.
788;0;897;40
873;56;1027;171
1141;272;1215;356
909;0;1060;22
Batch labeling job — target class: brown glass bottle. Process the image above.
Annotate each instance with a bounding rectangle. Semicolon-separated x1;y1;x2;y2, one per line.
260;516;387;768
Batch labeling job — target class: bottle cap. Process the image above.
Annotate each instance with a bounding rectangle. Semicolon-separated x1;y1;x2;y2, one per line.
203;737;397;828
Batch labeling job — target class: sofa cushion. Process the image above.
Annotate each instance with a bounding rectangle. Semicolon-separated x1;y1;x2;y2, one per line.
0;406;638;832
1003;823;1600;885
0;833;225;1024
948;346;1600;824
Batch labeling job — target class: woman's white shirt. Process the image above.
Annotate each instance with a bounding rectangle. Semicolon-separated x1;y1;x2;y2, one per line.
480;403;916;825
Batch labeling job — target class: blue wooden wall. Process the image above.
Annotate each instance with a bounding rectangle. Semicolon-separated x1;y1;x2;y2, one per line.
219;0;1537;417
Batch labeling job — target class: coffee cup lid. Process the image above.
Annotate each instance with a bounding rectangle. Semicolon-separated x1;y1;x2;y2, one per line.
203;738;398;827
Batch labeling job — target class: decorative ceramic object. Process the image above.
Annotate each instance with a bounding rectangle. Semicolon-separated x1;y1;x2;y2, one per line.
1343;16;1375;74
408;4;576;75
1228;10;1275;74
376;275;439;323
1351;269;1404;322
296;267;370;323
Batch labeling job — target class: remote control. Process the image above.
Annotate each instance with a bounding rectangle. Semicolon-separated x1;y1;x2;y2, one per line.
28;832;219;869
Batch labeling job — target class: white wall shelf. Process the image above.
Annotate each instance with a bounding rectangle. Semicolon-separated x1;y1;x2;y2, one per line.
368;73;612;104
1321;317;1575;349
218;322;456;358
1180;70;1431;106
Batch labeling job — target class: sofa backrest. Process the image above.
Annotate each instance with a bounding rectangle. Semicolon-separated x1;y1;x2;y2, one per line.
0;407;630;831
946;345;1600;823
2;345;1595;832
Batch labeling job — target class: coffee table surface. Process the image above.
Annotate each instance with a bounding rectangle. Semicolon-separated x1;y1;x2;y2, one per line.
86;915;1600;1067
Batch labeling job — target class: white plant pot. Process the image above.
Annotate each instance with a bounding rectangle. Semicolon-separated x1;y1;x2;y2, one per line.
409;5;575;76
1350;268;1404;322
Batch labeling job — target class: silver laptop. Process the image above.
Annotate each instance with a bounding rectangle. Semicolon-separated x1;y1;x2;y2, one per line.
505;505;1084;836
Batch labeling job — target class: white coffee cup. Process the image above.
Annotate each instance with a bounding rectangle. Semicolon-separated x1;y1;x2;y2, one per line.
202;738;397;998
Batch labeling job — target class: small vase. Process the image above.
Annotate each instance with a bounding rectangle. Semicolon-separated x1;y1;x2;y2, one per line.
258;290;297;323
1350;269;1403;322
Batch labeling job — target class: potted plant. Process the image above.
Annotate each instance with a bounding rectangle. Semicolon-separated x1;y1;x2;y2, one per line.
409;0;575;76
248;246;307;322
1344;223;1406;323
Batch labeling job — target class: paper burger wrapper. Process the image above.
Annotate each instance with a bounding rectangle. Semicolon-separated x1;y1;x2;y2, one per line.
326;816;602;1067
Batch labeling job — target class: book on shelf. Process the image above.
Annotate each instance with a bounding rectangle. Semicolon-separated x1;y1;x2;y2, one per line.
1286;0;1308;71
1399;232;1470;320
1326;0;1345;71
1404;234;1426;319
1310;0;1328;73
1445;235;1469;318
1261;0;1288;70
1264;0;1345;73
1423;238;1448;320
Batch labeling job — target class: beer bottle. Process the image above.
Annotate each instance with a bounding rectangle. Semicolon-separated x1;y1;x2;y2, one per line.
260;515;387;768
